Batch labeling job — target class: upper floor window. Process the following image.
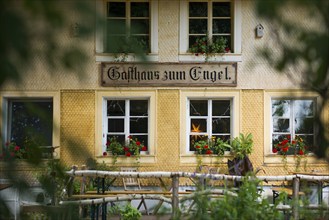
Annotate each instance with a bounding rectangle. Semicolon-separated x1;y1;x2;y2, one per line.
96;0;158;61
105;99;149;152
188;99;232;152
179;0;241;62
271;98;316;154
188;1;232;52
106;1;150;53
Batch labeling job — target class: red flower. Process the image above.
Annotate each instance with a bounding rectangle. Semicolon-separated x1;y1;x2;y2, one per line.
292;140;296;145
272;148;278;153
282;139;289;145
196;145;200;149
125;152;131;157
123;146;129;151
141;146;147;151
136;141;141;146
204;145;208;149
205;150;212;154
14;146;20;151
225;47;230;52
282;147;289;152
299;150;304;155
103;152;107;156
106;141;110;146
195;53;199;56
128;135;132;139
287;135;291;140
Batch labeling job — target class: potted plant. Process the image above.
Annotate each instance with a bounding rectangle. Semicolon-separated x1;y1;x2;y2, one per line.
227;133;254;178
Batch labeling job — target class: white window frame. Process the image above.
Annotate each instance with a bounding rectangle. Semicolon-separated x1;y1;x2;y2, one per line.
264;91;325;164
180;90;240;164
187;99;232;152
179;0;242;62
0;92;60;159
96;90;156;164
96;0;159;62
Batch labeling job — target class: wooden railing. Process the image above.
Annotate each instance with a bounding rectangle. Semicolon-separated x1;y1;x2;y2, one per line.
60;168;329;220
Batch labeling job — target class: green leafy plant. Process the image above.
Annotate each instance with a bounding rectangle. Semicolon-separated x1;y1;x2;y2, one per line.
212;138;231;156
106;136;124;156
1;142;26;159
231;133;253;159
108;204;141;220
189;36;229;57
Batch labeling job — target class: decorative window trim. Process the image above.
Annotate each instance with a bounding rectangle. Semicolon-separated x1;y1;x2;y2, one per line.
179;0;242;62
95;90;156;164
0;91;60;159
180;90;240;164
263;90;326;164
95;0;159;62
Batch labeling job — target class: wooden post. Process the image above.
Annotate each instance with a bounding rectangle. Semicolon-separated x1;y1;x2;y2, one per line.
172;174;179;219
292;177;300;220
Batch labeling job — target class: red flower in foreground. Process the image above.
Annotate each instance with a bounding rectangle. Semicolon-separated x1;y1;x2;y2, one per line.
141;146;147;151
282;147;289;152
103;152;107;156
205;150;212;154
196;145;200;149
14;146;20;151
272;148;278;153
136;141;141;146
298;150;304;155
125;152;131;157
128;135;132;139
225;47;230;52
123;146;129;151
204;145;208;149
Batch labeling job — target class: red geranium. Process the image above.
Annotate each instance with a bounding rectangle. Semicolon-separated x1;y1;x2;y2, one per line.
204;145;208;149
205;150;212;154
123;146;129;151
14;146;20;151
136;141;141;146
125;152;131;157
141;146;147;151
103;152;107;156
196;145;200;149
298;150;304;155
272;148;278;153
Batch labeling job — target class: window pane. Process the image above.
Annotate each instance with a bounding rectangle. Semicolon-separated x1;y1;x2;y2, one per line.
9;100;53;147
131;2;149;17
107;2;126;17
295;118;314;134
130;117;148;133
273;118;290;132
106;36;126;53
294;100;314;117
108;119;124;132
213;135;231;143
189;19;207;34
107;100;125;116
190;100;207;116
130;36;150;53
213;19;231;34
297;135;314;148
212;100;230;116
272;100;290;117
130;100;148;116
107;19;126;35
213;2;231;17
131;19;149;34
212;118;230;133
107;135;125;145
189;2;207;17
191;119;207;133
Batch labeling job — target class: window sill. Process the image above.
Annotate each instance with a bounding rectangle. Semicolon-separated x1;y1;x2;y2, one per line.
264;154;328;165
179;53;242;62
180;153;232;165
96;155;156;165
95;53;159;62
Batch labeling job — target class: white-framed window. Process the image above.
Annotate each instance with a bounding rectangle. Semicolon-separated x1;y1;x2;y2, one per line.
271;98;316;154
264;91;322;164
96;90;156;164
105;99;149;151
180;90;240;163
96;0;159;62
188;99;232;152
1;92;60;158
179;0;242;62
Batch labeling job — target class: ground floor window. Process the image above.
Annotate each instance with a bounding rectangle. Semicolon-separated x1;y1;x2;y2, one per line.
104;99;149;153
188;99;232;152
271;98;316;155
